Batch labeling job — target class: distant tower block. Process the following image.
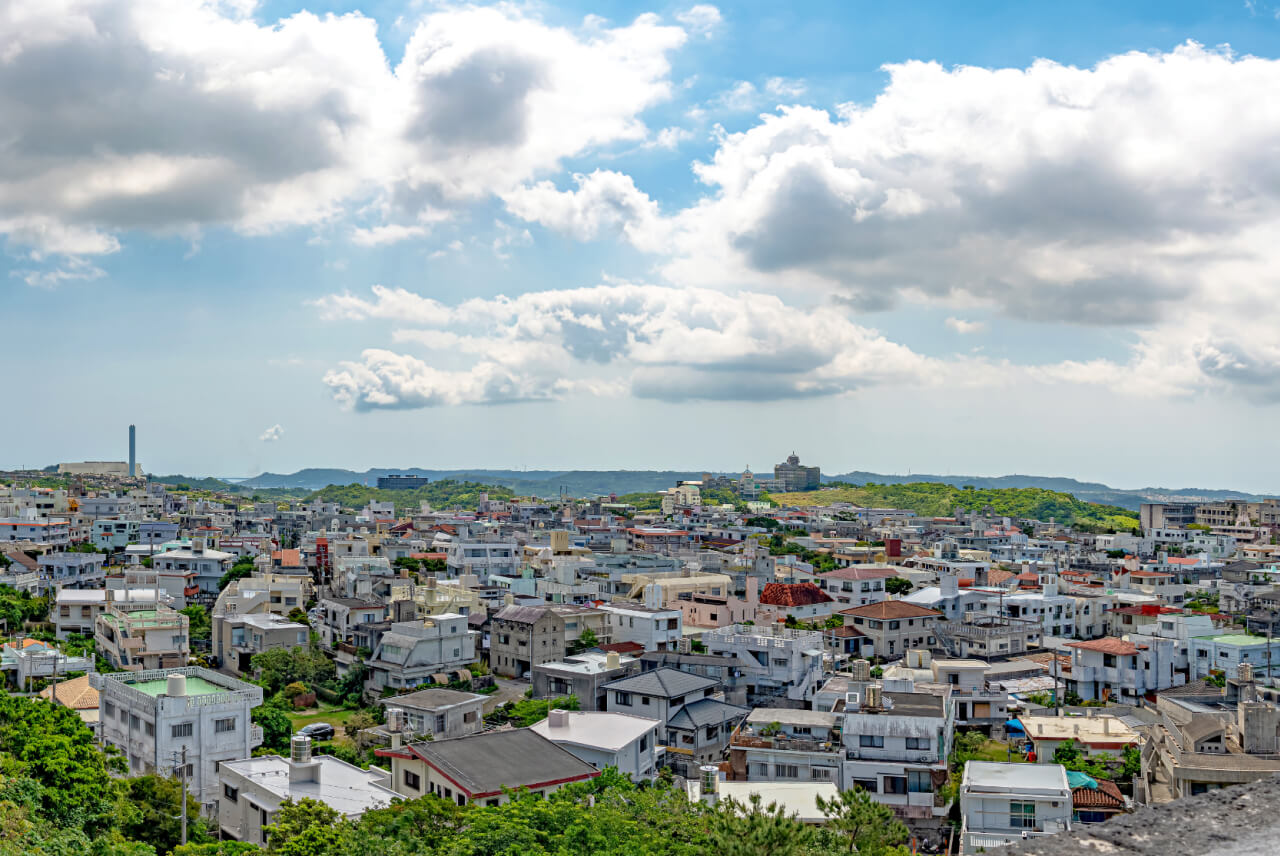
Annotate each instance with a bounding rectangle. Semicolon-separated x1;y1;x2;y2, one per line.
129;424;136;477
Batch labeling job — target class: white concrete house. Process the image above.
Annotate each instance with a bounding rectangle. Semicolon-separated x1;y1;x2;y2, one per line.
529;709;663;780
217;737;397;845
93;668;263;813
599;602;683;651
960;762;1071;854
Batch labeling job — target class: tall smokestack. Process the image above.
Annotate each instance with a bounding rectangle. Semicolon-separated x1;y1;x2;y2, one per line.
128;425;136;477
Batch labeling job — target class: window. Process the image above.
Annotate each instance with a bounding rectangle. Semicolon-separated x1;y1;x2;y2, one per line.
403;770;421;791
615;691;632;706
775;764;798;778
104;701;115;718
883;776;907;795
859;735;884;748
811;767;833;780
223;784;238;803
639;734;648;751
1010;801;1036;828
145;721;154;736
905;737;930;751
215;717;237;734
889;620;901;630
130;714;140;730
907;771;932;793
172;723;193;738
853;778;877;793
435;715;446;732
641;695;650;706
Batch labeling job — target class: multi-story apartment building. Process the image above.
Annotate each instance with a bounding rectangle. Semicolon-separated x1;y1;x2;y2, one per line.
813;567;896;607
773;453;821;492
0;517;71;545
599;603;682;651
53;587;162;638
489;603;610;678
445;537;519;582
151;537;235;607
316;597;387;649
601;667;748;777
1065;636;1181;703
701;623;827;704
363;614;477;696
95;602;189;671
38;550;107;592
93;519;140;552
842;686;953;822
94;667;264;811
729;708;844;786
532;650;641;710
840;601;942;661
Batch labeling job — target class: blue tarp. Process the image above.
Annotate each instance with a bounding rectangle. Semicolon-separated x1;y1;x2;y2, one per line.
1067;771;1098;790
1004;719;1026;732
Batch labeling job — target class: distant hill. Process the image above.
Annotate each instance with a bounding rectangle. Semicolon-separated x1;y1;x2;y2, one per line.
228;467;1274;509
234;468;714;496
824;471;1270;510
774;483;1139;532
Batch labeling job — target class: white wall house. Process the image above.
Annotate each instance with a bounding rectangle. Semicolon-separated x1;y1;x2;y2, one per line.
960;762;1071;854
94;668;264;813
529;709;663;780
599;603;683;651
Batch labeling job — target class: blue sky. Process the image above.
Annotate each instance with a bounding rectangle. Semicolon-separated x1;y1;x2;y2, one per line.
5;0;1280;490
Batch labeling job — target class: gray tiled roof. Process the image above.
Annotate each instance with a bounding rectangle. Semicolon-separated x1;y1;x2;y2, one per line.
601;667;717;698
668;698;750;730
405;729;598;796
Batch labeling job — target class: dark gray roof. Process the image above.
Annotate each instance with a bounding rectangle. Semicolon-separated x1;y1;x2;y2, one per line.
884;692;946;717
668;698;750;730
405;730;598;796
640;651;736;669
378;688;484;712
602;667;717;698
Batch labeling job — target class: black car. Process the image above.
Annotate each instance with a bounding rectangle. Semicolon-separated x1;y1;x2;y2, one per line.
296;722;335;740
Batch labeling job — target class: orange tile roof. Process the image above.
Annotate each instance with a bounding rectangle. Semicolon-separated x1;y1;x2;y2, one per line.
1067;637;1139;656
840;601;942;620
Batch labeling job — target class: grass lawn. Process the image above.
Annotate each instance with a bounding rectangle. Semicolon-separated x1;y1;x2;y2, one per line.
968;739;1026;763
286;702;360;745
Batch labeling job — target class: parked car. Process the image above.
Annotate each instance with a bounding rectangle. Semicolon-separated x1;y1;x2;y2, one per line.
296;722;335;740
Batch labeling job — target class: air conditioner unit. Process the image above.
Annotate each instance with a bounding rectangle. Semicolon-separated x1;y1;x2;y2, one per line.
847;750;860;760
918;755;931;763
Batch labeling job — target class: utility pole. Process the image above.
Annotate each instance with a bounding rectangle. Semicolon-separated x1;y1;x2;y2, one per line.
173;746;188;845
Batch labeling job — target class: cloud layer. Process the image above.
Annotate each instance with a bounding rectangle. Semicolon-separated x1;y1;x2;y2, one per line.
316;283;990;409
0;0;690;266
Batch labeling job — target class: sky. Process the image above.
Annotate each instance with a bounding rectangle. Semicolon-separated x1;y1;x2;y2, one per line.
5;0;1280;491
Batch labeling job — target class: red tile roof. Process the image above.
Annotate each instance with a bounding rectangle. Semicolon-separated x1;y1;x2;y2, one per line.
759;582;834;607
1067;637;1140;656
1072;779;1125;809
840;601;943;620
597;641;645;655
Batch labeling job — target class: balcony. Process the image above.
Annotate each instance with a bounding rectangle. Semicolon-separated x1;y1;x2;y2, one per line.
732;733;839;754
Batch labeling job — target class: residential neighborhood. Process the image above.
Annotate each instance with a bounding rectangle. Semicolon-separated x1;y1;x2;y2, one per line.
9;450;1280;854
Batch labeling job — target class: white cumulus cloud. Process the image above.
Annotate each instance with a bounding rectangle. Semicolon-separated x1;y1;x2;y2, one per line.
259;424;284;442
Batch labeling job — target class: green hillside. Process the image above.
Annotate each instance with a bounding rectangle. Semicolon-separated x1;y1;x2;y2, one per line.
771;482;1139;532
305;479;516;513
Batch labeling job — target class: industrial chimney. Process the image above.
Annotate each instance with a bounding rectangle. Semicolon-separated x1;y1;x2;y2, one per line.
129;424;136;477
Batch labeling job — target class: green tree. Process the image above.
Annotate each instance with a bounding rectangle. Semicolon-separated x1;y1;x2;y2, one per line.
575;627;599;651
181;605;211;643
710;794;814;856
250;647;336;695
265;798;349;855
219;556;259;591
884;577;913;596
1121;743;1142;780
117;774;210;854
172;844;261;856
815;787;910;855
253;705;294;753
0;694;119;833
